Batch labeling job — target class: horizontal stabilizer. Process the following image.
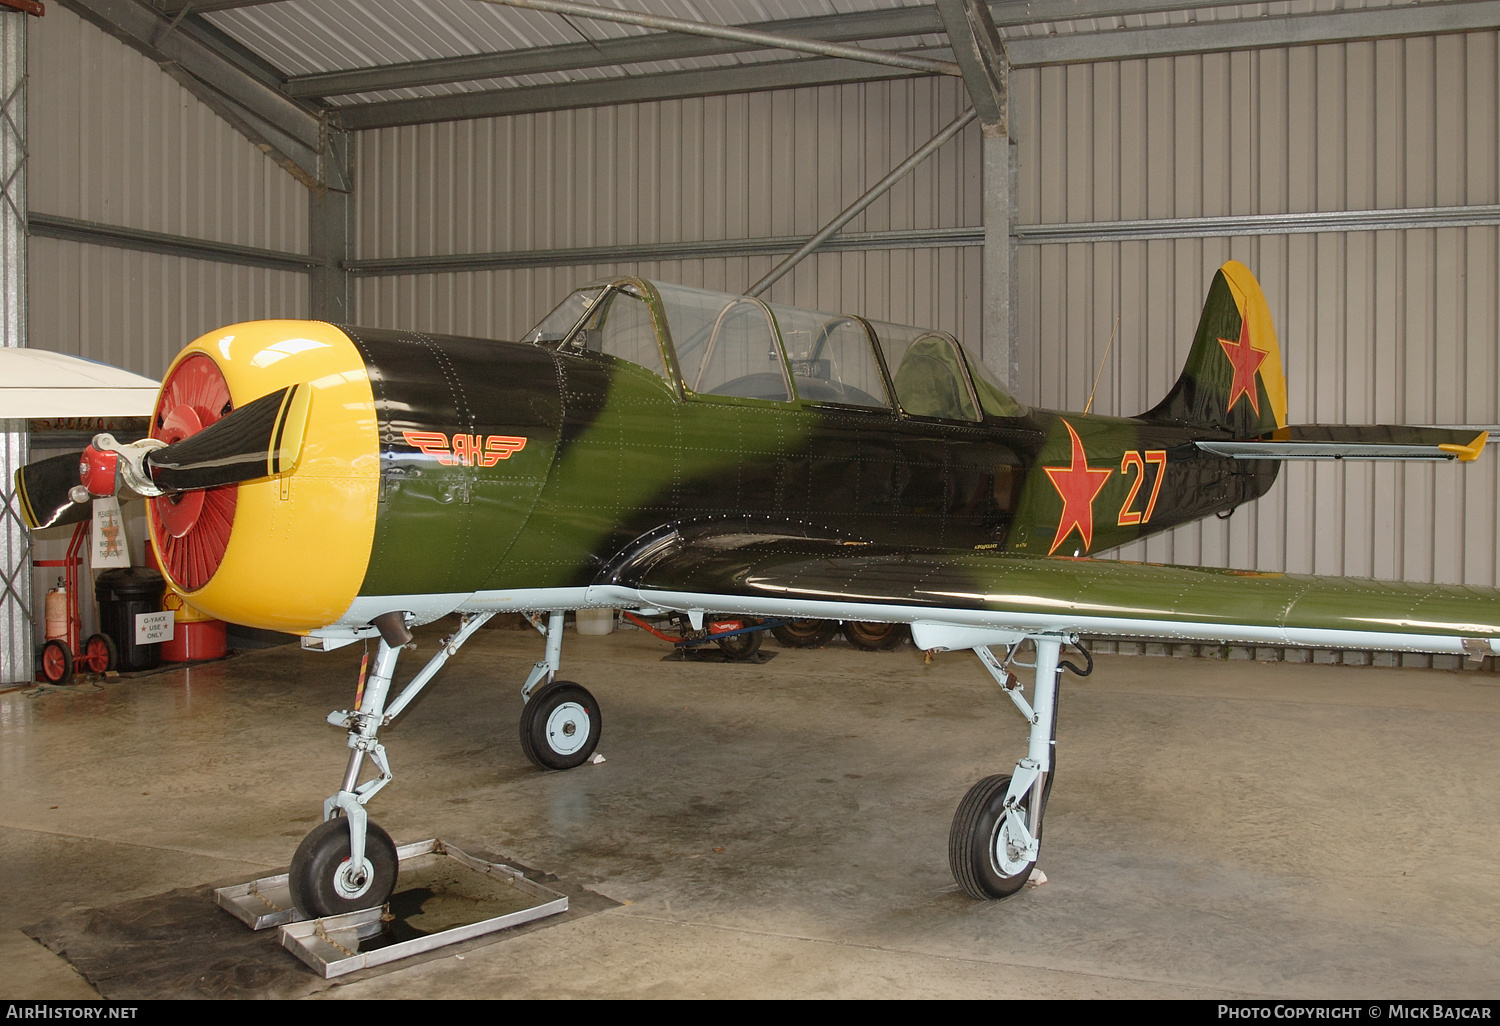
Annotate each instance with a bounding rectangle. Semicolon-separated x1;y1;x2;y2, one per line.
1196;425;1488;462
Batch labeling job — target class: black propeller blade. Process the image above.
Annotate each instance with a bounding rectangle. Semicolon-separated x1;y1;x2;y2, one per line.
10;382;311;532
146;384;310;492
13;451;92;530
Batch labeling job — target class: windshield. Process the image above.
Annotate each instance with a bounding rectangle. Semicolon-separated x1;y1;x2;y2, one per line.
519;287;604;345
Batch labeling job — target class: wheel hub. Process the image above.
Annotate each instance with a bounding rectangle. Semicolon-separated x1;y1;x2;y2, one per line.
545;701;590;755
989;809;1031;878
333;856;375;900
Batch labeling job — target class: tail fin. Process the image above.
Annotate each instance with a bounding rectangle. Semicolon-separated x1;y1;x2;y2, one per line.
1142;260;1287;435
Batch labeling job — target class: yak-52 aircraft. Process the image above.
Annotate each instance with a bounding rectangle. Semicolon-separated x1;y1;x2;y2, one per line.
15;260;1500;916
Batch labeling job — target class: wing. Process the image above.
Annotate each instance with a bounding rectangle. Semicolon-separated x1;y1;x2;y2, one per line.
596;524;1500;658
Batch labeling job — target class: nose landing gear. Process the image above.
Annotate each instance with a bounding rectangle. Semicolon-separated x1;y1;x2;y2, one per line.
291;611;496;917
291;608;608;917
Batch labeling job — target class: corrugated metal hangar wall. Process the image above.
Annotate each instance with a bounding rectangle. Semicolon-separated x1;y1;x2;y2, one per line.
22;4;1500;600
352;81;984;355
1015;37;1500;586
29;6;309;377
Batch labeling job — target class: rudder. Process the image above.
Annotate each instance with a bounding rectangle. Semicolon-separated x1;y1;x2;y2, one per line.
1142;261;1287;435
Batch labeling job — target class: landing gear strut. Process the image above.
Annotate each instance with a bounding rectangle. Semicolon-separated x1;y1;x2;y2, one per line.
292;611;494;917
947;636;1067;900
517;611;603;770
291;608;604;916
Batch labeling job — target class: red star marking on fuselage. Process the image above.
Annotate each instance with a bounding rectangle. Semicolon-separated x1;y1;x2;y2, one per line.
1044;419;1113;555
1217;315;1268;416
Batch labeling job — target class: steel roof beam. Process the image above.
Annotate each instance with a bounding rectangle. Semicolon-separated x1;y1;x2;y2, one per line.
340;0;1500;126
339;56;918;130
1004;0;1500;66
55;0;327;184
935;0;1007;131
475;0;960;76
287;0;1238;101
171;0;1268;24
287;3;951;100
159;0;284;12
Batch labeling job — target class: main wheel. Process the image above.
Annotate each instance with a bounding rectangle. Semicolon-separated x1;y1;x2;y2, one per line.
40;640;73;683
949;774;1040;900
81;633;117;674
520;680;601;770
842;621;908;651
288;817;399;918
716;625;762;661
771;618;837;648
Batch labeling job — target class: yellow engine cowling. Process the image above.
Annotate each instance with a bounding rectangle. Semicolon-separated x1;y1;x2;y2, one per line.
148;321;380;633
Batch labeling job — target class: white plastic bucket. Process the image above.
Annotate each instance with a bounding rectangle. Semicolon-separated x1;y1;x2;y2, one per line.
575;608;615;636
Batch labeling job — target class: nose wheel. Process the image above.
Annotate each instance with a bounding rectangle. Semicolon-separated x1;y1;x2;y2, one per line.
289;817;399;918
520;680;601;770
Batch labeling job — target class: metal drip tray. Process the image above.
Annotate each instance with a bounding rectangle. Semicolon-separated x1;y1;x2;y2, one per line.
215;839;568;978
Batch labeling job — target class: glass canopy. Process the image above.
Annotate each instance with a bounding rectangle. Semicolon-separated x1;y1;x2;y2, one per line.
522;278;1027;421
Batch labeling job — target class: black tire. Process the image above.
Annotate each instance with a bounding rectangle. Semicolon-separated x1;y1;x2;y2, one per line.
40;639;73;683
520;680;601;770
771;619;837;648
949;773;1040;900
842;621;908;651
81;633;117;674
716;626;762;660
288;817;399;918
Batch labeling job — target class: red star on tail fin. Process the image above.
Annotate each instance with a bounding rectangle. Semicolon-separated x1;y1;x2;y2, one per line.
1218;316;1268;416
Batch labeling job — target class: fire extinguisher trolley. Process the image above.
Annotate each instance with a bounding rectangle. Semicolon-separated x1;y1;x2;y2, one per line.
33;519;117;682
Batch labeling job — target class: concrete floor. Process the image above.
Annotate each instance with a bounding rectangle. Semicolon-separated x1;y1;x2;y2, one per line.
3;621;1500;999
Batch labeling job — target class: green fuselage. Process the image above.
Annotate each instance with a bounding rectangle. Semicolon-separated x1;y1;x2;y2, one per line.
348;327;1276;601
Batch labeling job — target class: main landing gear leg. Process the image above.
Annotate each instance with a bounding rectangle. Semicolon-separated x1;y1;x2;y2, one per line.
290;611;495;918
518;610;602;771
948;636;1064;900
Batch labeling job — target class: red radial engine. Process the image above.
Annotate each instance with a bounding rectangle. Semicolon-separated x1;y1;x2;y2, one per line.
149;353;238;591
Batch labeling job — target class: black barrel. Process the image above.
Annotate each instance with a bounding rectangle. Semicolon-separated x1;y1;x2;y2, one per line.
95;568;165;672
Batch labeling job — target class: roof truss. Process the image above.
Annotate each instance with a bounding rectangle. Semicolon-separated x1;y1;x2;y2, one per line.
56;1;1500;149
